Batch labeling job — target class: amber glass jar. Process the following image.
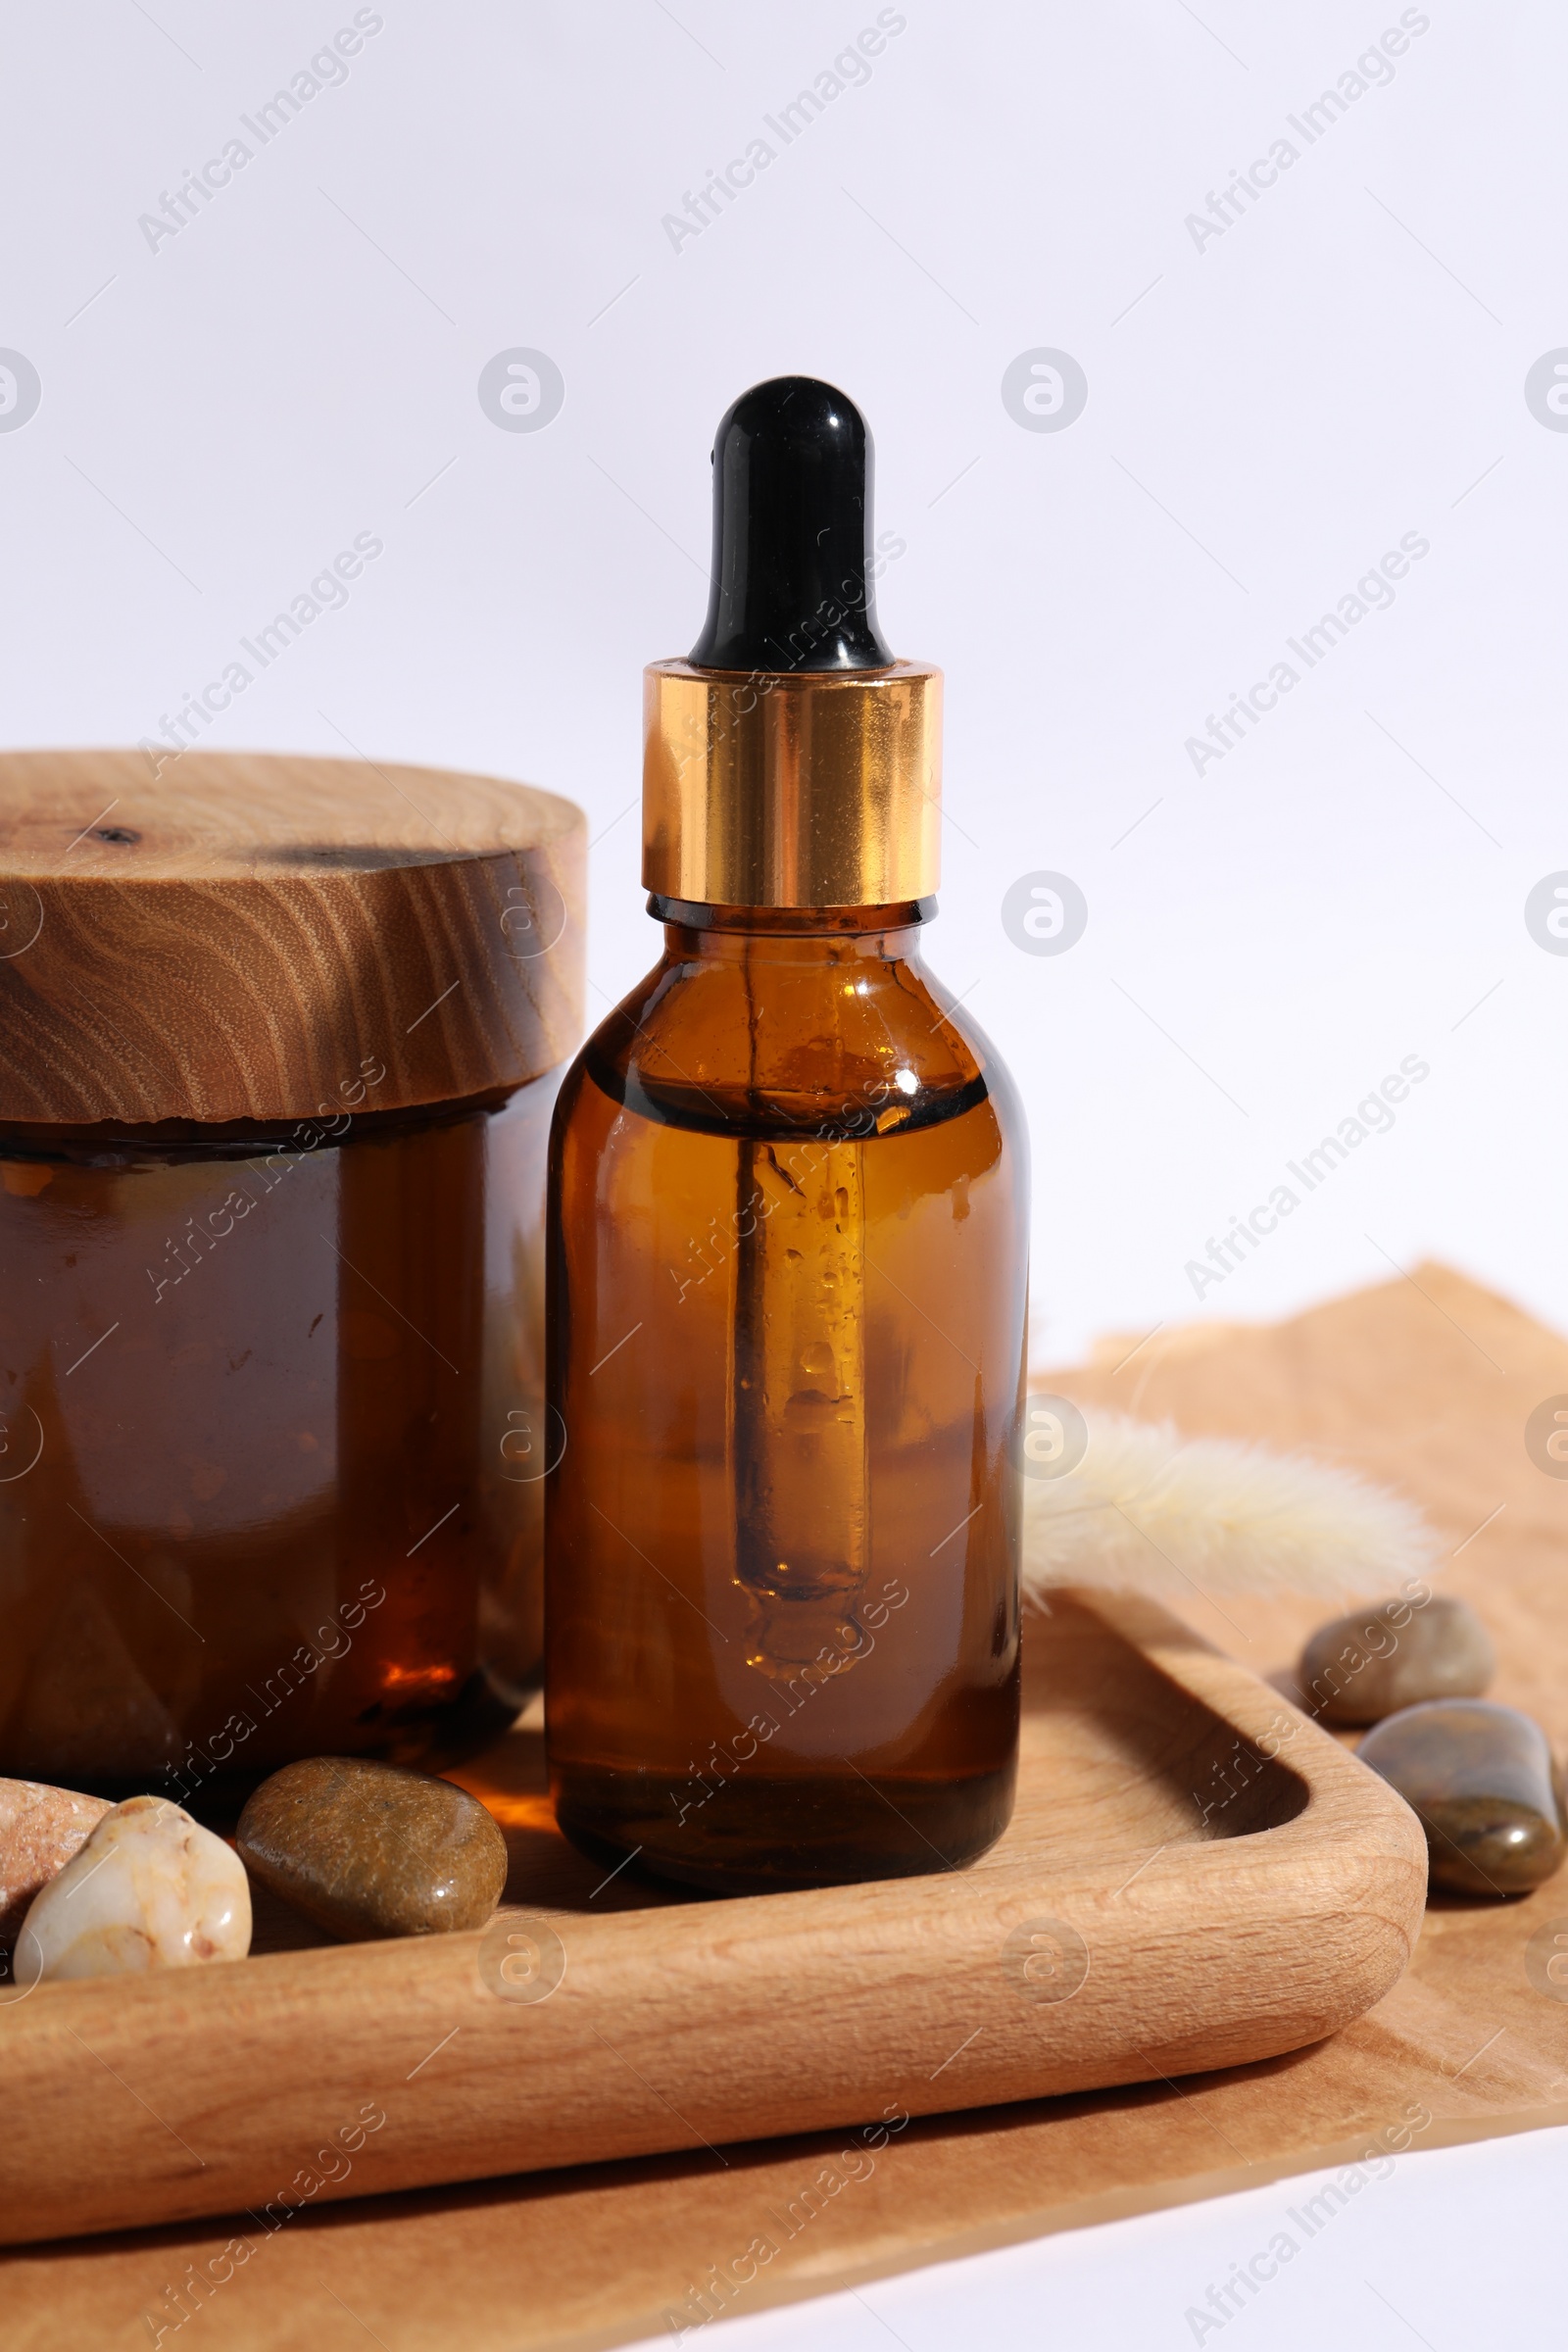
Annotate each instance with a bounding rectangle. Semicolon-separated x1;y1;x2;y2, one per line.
547;898;1029;1892
0;750;582;1807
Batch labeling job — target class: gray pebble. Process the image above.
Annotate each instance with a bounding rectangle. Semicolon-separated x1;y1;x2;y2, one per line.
1358;1699;1566;1896
1298;1592;1494;1727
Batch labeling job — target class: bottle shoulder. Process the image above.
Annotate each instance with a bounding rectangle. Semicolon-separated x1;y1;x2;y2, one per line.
561;932;1023;1148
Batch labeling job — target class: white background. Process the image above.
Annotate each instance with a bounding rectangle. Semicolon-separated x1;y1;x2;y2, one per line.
6;0;1565;1367
3;2;1563;2337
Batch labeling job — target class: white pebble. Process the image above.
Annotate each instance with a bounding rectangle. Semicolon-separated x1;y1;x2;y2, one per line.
17;1795;251;1984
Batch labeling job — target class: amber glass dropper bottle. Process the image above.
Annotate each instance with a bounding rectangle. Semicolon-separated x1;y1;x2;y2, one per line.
545;376;1029;1893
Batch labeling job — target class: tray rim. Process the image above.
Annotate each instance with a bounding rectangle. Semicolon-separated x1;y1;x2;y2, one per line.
0;1589;1429;2247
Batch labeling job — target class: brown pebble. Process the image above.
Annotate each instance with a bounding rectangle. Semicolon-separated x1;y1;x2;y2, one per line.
0;1778;113;1945
1357;1699;1567;1896
1298;1592;1494;1727
237;1758;507;1941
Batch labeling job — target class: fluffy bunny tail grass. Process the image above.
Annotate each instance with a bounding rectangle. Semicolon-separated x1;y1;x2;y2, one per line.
1023;1411;1442;1607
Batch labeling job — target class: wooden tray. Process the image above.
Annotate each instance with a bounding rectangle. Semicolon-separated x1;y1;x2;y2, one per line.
14;1266;1565;2352
0;1589;1423;2246
6;1279;1560;2342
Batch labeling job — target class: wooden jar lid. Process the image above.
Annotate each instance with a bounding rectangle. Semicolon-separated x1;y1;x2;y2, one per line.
0;750;585;1126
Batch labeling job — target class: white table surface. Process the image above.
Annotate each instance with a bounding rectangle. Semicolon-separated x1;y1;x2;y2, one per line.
626;2125;1568;2350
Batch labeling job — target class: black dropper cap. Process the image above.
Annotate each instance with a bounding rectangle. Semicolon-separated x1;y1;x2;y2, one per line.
689;376;893;674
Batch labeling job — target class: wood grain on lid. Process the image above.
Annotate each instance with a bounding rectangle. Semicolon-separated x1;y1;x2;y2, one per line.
0;750;586;1124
